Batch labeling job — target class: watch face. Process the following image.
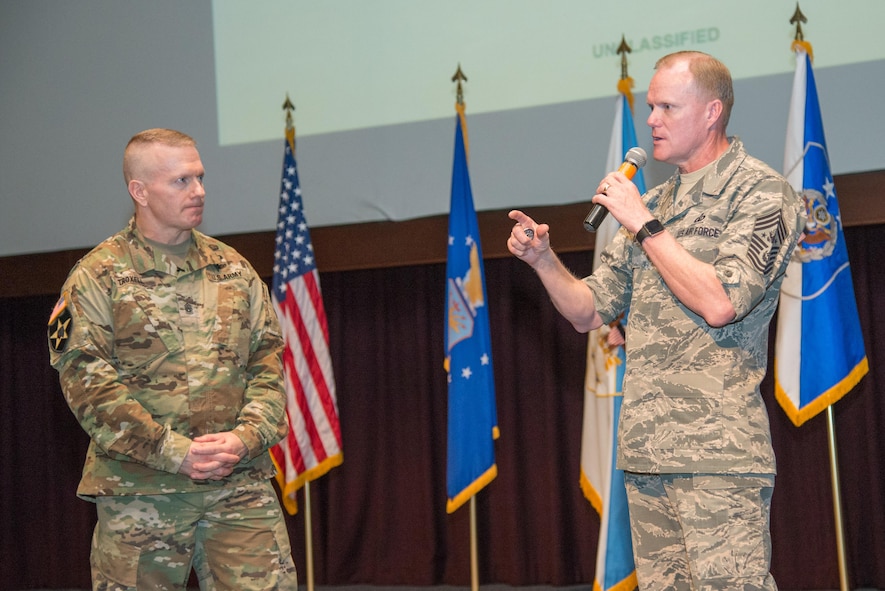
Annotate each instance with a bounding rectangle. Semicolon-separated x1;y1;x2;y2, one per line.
646;219;664;234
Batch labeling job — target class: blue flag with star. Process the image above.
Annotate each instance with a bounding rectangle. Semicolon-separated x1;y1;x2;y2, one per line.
445;104;498;514
775;47;868;426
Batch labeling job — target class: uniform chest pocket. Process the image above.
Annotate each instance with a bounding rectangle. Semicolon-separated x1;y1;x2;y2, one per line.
112;289;182;371
672;215;724;264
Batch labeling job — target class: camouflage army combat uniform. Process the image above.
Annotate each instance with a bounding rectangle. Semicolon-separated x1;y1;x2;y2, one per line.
585;138;805;590
48;217;296;591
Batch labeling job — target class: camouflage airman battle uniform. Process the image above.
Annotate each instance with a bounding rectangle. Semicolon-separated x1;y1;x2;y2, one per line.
48;217;296;590
585;138;805;590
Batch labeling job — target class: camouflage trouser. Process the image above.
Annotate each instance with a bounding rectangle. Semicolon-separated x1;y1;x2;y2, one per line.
624;472;777;591
91;480;297;591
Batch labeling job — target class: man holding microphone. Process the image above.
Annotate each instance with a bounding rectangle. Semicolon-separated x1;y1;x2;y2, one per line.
508;51;805;590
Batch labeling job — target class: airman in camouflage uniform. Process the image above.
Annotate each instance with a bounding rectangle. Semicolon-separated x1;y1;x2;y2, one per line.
48;129;296;590
508;52;805;590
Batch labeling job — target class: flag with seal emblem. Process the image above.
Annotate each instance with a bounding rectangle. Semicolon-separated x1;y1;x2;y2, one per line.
445;102;498;514
270;125;343;514
774;47;868;426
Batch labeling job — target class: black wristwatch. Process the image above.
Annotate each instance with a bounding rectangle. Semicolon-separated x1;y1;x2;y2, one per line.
635;218;665;245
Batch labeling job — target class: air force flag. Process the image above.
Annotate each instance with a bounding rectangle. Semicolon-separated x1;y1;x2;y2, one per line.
445;103;499;513
774;48;868;426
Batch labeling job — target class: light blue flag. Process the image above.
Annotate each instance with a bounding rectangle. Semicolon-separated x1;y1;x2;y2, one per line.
445;104;498;514
581;91;645;591
775;47;868;426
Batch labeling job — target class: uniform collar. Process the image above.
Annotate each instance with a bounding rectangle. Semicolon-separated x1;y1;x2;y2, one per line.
651;137;747;222
123;216;225;275
698;136;747;198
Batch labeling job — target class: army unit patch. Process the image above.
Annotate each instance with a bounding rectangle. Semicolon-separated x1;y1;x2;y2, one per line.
48;293;73;353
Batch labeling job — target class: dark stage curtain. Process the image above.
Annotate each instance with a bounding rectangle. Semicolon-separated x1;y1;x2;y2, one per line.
2;225;883;591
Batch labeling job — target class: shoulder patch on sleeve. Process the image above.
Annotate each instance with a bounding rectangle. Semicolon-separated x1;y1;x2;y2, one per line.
48;293;73;353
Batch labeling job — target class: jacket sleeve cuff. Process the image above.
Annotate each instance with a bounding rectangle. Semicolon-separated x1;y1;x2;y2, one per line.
156;427;193;474
233;423;266;461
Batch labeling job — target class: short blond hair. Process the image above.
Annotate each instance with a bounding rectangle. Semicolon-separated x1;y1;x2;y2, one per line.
123;128;196;184
655;51;734;129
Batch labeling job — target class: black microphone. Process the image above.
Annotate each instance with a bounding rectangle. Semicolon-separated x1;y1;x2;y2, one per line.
583;147;648;232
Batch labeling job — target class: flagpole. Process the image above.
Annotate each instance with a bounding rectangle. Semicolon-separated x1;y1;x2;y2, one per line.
445;64;490;591
825;407;850;591
274;92;344;591
280;94;317;591
470;496;479;591
304;480;315;591
460;65;478;591
785;7;853;590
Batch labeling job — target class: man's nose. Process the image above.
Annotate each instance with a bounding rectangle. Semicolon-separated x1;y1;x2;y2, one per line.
646;109;659;127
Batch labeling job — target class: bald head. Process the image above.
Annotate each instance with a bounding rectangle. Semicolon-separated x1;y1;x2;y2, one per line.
123;128;197;185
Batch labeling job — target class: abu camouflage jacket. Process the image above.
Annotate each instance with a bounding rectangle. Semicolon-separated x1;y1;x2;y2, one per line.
586;138;805;475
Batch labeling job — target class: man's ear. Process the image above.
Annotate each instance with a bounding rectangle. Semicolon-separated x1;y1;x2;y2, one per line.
707;99;724;128
129;180;147;206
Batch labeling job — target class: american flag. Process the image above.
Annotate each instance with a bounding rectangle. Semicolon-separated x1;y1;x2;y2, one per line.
270;128;343;514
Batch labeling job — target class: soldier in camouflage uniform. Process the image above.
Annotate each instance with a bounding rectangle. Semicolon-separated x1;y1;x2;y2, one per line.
47;129;297;590
507;52;805;590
